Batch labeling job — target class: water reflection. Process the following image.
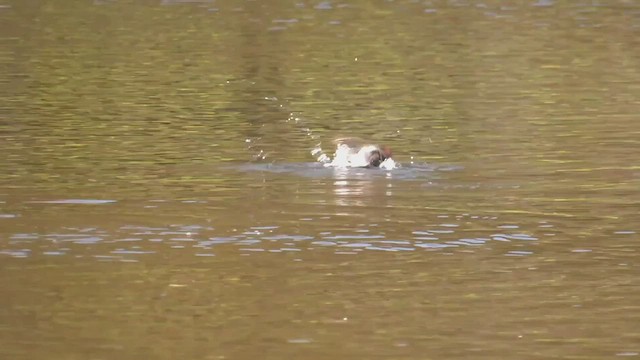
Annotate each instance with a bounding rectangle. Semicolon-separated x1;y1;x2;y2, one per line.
1;0;640;358
331;166;394;208
2;202;547;260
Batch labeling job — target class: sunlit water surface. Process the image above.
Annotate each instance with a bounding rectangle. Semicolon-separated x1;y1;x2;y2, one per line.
1;0;639;359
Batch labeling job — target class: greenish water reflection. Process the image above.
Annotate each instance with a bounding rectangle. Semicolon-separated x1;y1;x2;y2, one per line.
1;1;639;359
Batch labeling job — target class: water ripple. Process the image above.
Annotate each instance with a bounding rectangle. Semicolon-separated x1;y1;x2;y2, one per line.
1;214;552;259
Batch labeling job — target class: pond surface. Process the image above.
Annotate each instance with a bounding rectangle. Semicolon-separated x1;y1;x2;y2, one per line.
1;0;639;359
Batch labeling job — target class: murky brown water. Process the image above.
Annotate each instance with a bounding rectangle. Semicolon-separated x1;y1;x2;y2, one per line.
1;0;639;359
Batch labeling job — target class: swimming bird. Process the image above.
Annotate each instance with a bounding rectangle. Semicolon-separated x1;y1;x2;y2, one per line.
332;137;393;168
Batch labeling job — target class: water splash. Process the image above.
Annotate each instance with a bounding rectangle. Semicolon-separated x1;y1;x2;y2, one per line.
259;96;398;170
312;143;398;170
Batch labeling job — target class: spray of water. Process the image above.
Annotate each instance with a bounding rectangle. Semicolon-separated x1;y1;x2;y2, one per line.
257;96;397;170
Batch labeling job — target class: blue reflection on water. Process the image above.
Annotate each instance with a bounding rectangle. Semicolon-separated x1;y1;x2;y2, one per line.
232;161;462;180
